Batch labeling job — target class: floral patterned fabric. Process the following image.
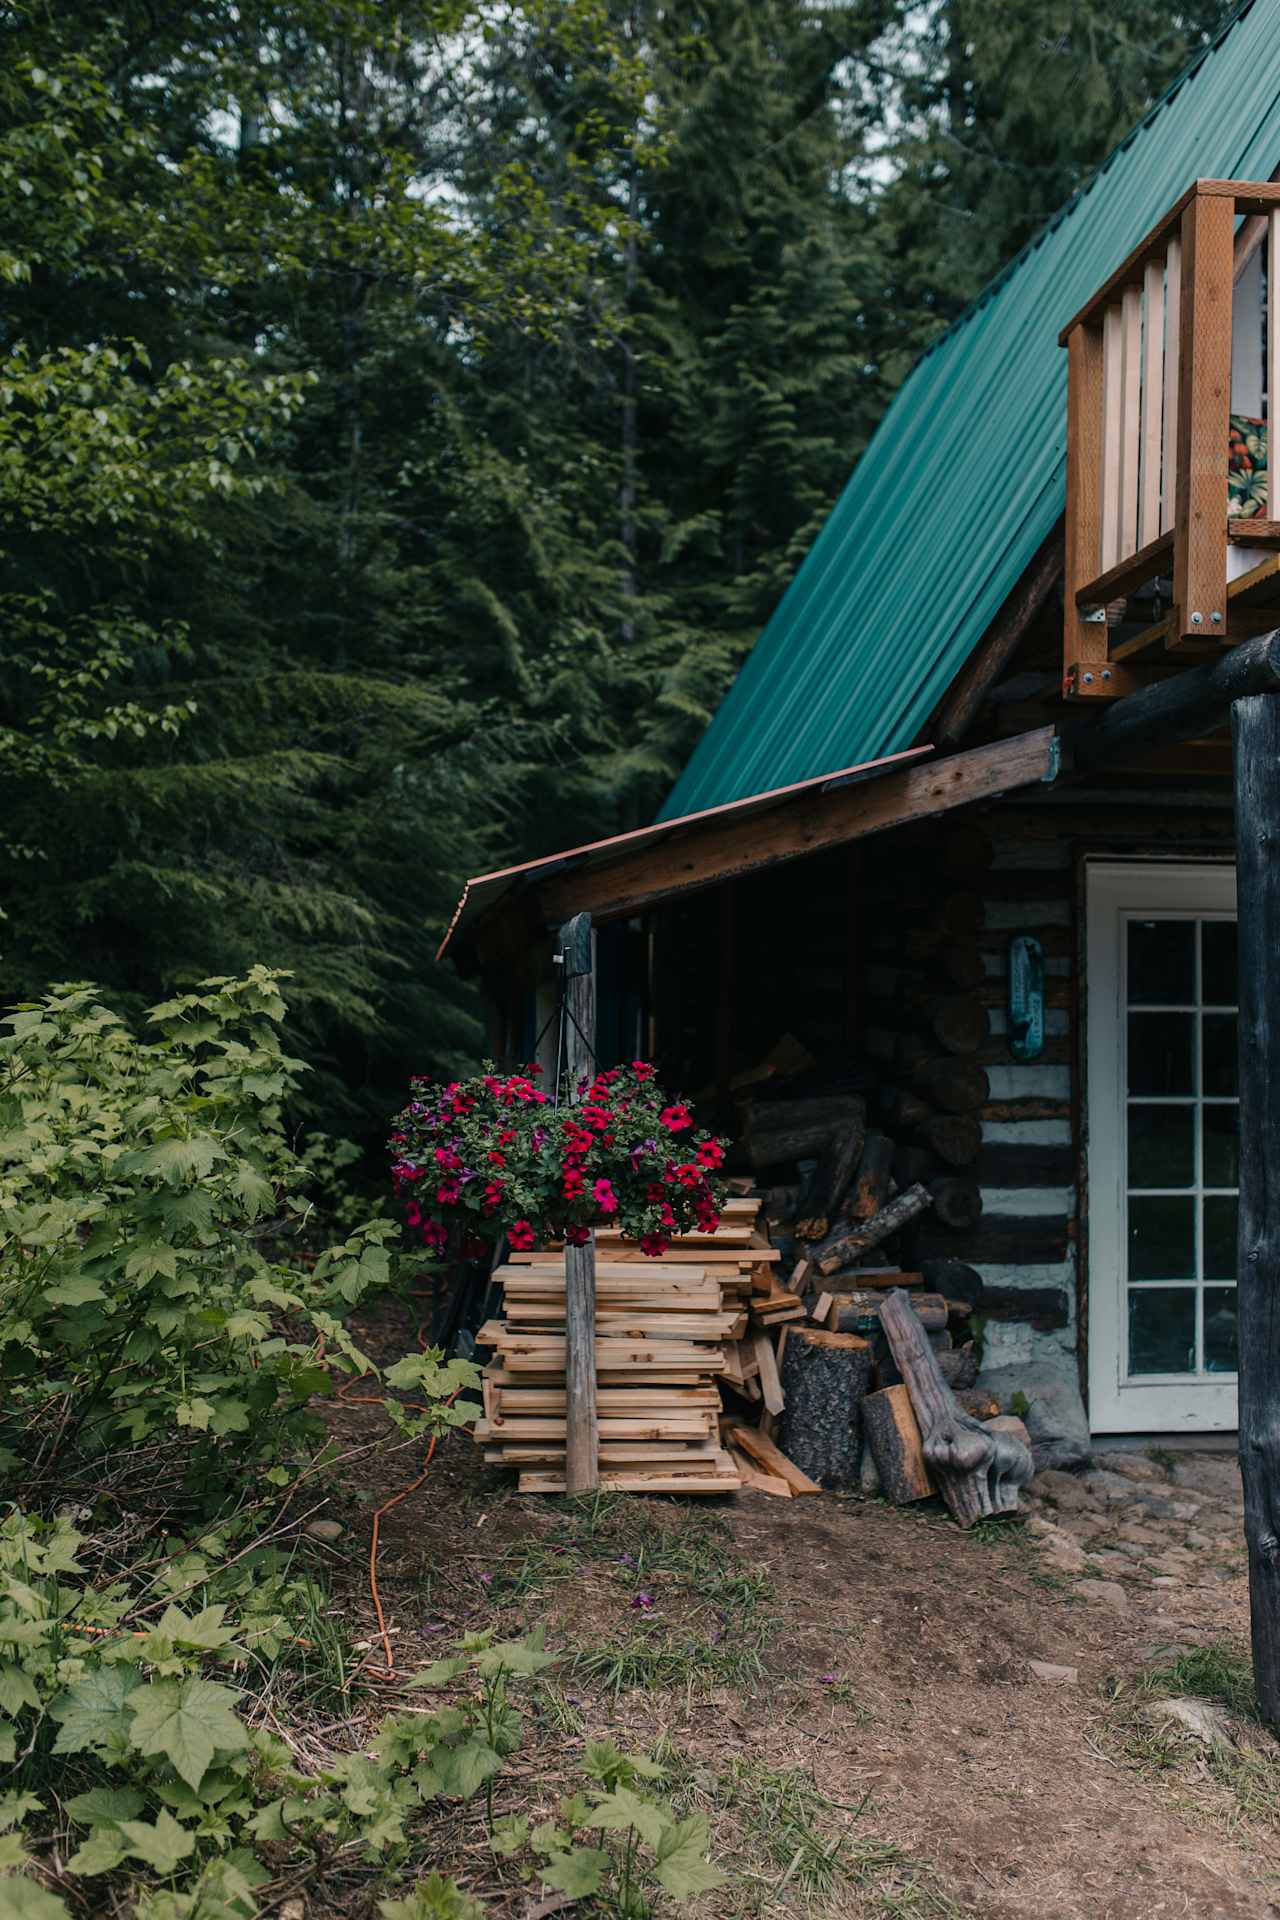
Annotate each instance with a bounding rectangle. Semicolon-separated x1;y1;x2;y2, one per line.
1229;413;1268;518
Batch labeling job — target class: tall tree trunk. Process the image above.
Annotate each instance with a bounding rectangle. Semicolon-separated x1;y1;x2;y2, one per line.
1232;690;1280;1737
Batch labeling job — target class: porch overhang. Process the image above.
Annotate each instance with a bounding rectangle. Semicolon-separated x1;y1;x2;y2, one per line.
438;726;1061;975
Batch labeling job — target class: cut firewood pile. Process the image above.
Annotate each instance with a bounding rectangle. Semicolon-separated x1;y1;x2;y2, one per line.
473;1168;1036;1522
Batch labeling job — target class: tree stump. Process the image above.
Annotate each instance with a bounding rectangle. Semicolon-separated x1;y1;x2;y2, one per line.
779;1329;872;1490
878;1287;1033;1526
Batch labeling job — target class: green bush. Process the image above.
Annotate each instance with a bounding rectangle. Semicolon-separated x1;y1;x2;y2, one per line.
0;969;471;1505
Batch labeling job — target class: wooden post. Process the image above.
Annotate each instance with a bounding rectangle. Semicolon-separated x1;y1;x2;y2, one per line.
1173;190;1235;643
1231;692;1280;1735
558;912;599;1494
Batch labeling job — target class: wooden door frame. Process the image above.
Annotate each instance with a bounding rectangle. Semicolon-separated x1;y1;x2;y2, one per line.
1084;857;1238;1434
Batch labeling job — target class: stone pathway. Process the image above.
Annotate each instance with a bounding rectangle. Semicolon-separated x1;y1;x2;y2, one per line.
1023;1448;1247;1624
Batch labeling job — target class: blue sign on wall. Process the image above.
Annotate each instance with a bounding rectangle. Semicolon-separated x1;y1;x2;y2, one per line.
1008;934;1045;1062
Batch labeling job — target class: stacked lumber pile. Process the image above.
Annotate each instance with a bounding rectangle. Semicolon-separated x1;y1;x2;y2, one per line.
473;1198;770;1493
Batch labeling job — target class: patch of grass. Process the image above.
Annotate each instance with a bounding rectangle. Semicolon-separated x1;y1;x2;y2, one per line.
1143;1643;1258;1719
1145;1444;1179;1479
1105;1639;1280;1831
486;1495;778;1700
703;1758;962;1915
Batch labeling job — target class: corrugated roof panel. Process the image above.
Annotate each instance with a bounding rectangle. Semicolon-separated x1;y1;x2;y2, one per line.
661;0;1280;818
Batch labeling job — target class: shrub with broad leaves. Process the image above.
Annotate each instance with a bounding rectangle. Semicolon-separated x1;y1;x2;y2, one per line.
389;1062;728;1257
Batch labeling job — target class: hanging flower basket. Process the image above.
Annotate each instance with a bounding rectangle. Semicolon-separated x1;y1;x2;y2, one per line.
388;1062;729;1256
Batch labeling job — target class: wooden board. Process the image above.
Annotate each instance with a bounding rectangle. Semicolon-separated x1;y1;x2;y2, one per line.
723;1422;821;1495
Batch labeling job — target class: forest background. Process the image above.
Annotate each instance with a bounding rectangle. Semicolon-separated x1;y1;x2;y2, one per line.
0;0;1236;1162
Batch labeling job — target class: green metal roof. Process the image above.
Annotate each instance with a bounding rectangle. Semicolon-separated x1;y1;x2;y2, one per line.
661;0;1280;820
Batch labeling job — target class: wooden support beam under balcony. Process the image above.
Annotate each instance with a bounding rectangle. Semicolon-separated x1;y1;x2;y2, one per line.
1063;179;1280;696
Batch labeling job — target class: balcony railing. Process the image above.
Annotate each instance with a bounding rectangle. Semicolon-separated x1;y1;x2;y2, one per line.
1062;179;1280;696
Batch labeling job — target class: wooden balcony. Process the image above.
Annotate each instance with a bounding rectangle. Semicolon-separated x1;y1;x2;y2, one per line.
1062;179;1280;697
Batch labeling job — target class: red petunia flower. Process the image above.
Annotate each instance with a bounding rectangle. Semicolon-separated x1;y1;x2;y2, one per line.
639;1232;669;1257
660;1104;692;1133
508;1219;536;1250
564;1223;591;1246
593;1177;618;1215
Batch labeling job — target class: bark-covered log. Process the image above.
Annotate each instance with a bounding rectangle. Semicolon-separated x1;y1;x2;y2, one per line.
830;1290;948;1333
815;1184;934;1275
809;1116;868;1227
878;1288;1033;1527
920;1259;984;1310
1231;687;1280;1734
743;1094;867;1170
979;1283;1070;1327
863;1385;934;1502
936;937;987;992
913;1058;990;1114
929;994;989;1057
779;1329;873;1490
851;1131;894;1220
939;1344;978;1391
928;1176;984;1231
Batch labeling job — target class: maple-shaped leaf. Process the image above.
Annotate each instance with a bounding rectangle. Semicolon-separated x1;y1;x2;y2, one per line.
0;1666;40;1719
63;1788;144;1828
118;1809;195;1875
377;1874;486;1920
154;1603;237;1651
538;1847;608;1898
0;1876;71;1920
65;1829;127;1877
653;1813;726;1898
126;1676;247;1790
423;1739;502;1803
403;1656;470;1689
50;1664;140;1759
583;1785;667;1849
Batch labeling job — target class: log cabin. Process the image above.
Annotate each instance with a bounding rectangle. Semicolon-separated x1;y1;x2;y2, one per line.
440;0;1280;1717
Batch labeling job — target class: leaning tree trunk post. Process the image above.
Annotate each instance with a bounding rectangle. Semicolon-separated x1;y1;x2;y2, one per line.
1232;691;1280;1735
557;913;599;1494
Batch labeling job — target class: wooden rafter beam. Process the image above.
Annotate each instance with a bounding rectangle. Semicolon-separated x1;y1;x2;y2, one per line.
534;727;1060;926
931;522;1063;749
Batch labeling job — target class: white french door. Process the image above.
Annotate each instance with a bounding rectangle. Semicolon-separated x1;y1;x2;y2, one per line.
1087;861;1239;1433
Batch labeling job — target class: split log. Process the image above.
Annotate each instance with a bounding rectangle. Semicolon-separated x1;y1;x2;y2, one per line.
877;1288;1033;1526
743;1094;866;1170
815;1184;934;1275
917;1113;982;1167
928;1176;984;1231
862;1385;935;1503
778;1329;872;1489
851;1131;894;1220
913;1058;990;1114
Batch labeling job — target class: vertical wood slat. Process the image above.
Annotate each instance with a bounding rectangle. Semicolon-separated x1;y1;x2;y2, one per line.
1100;303;1124;571
558;912;599;1494
1139;257;1165;546
1269;211;1280;522
1063;321;1107;683
1174;192;1235;641
1162;237;1182;535
1117;284;1143;560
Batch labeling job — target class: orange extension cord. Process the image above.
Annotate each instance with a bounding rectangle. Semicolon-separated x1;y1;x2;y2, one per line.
337;1316;462;1674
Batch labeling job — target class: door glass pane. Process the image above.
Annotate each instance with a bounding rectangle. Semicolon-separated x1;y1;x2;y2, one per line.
1128;1104;1194;1187
1202;1105;1239;1187
1129;920;1195;1004
1128;1195;1195;1278
1129;1287;1195;1373
1120;901;1237;1395
1204;1195;1237;1279
1201;921;1237;1005
1202;1014;1238;1096
1128;1013;1194;1095
1203;1287;1239;1372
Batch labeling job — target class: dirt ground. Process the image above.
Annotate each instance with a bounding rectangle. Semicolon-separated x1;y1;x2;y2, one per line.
312;1301;1279;1920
